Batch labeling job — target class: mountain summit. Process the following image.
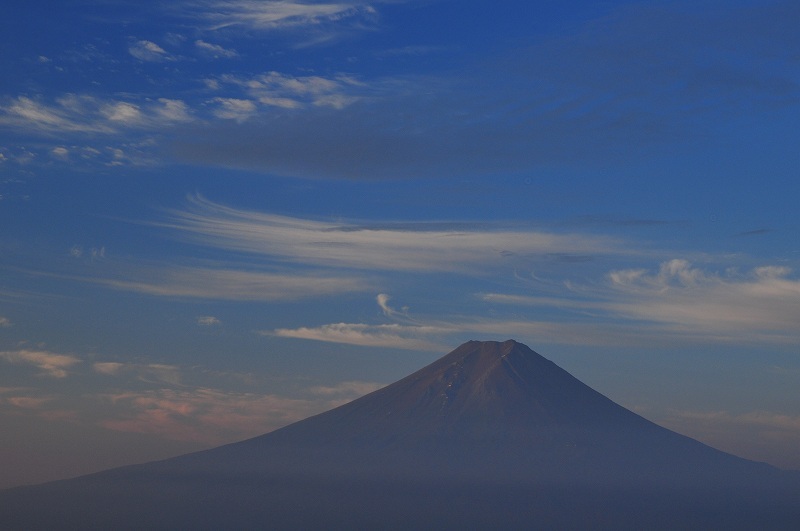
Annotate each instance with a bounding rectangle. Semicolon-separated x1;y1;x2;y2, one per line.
2;340;798;529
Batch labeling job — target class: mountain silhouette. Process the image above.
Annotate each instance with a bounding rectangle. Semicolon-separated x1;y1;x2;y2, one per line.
2;340;798;529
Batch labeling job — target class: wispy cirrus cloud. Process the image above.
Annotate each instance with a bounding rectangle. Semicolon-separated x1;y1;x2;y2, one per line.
190;0;378;33
0;95;193;136
162;195;627;273
603;260;800;343
270;322;450;351
377;293;406;318
269;256;800;351
482;259;800;345
195;39;238;58
0;350;81;378
211;71;364;111
93;265;370;301
0;96;113;134
266;315;676;351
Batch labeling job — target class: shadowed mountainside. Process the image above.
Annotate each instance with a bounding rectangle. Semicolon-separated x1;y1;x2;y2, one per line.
2;340;798;529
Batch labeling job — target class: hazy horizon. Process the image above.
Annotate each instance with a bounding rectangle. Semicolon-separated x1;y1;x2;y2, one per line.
2;0;800;490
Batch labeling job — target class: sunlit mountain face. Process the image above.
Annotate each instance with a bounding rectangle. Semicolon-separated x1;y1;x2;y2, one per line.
2;341;798;529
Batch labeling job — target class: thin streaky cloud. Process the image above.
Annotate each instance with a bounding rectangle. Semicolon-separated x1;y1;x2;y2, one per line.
214;71;365;110
484;260;800;345
480;293;609;312
162;195;629;273
195;39;238;58
269;323;451;351
268;316;681;350
604;260;800;338
0;96;113;134
190;0;377;32
275;257;800;351
93;265;371;301
0;95;193;136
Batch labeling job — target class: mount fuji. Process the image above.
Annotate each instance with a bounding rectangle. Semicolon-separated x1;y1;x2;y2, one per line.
1;340;798;529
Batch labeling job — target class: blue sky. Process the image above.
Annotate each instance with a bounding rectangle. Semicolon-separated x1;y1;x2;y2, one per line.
2;0;800;488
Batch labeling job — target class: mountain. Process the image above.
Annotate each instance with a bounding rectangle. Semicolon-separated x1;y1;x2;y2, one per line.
2;340;798;529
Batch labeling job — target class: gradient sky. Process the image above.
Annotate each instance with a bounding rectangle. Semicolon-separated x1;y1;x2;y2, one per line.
2;0;799;489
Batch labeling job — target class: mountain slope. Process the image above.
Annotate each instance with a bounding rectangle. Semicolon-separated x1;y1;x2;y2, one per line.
1;340;798;529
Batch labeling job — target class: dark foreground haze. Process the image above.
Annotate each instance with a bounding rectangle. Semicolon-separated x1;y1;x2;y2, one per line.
1;340;798;529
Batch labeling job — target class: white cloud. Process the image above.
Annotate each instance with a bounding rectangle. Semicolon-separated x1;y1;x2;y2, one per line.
0;349;81;378
604;260;800;342
482;259;800;345
154;98;193;122
210;97;258;121
269;257;800;350
376;293;398;317
164;195;626;273
93;265;370;301
0;96;110;134
197;315;221;326
193;0;376;32
272;312;681;351
102;102;144;124
0;316;11;327
0;95;194;135
195;39;238;58
51;146;69;159
270;323;450;351
228;71;363;109
128;40;171;62
102;99;193;127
